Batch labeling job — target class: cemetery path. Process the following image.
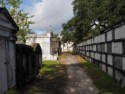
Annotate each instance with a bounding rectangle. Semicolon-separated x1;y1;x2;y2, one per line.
20;53;98;94
59;53;99;94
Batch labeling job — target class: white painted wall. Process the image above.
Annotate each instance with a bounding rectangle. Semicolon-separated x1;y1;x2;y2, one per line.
115;25;125;39
112;42;123;54
61;42;74;52
26;32;58;60
107;31;112;41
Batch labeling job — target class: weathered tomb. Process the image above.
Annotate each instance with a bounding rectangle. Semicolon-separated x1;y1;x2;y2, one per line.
0;8;18;94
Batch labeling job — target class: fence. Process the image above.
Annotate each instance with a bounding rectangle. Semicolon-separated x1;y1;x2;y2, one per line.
75;21;125;87
16;43;42;88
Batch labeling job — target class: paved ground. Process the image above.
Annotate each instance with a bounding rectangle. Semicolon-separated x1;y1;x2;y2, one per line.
20;53;98;94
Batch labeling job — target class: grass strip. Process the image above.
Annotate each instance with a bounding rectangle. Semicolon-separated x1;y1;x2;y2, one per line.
80;61;125;94
39;60;63;80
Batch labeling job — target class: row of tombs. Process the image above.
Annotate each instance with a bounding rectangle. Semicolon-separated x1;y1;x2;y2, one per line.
75;20;125;87
0;8;42;94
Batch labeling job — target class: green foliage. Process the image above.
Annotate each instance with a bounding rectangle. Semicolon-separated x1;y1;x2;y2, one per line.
6;90;19;94
4;0;34;42
61;0;125;43
0;0;4;7
80;62;125;94
61;17;76;43
61;30;74;43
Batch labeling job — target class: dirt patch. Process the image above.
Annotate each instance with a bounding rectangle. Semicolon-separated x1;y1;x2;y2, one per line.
59;53;99;94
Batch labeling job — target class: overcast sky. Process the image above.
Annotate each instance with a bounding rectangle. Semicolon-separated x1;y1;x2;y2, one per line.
21;0;74;34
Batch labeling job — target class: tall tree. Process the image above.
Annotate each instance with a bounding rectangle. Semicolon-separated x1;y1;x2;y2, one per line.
61;0;125;43
4;0;34;42
61;17;76;43
0;0;4;7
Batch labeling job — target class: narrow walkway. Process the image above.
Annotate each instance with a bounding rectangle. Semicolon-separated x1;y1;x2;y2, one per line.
59;53;98;94
20;53;98;94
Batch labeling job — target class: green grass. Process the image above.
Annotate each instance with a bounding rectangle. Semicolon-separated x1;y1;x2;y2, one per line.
80;62;125;94
6;90;19;94
39;60;62;80
7;60;64;94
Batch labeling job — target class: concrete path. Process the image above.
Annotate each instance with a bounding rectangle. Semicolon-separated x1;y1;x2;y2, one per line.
59;53;98;94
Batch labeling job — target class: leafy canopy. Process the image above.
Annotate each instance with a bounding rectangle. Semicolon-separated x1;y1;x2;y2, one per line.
61;0;125;43
4;0;34;42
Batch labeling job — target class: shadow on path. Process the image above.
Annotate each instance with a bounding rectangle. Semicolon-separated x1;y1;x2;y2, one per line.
19;64;68;94
18;53;98;94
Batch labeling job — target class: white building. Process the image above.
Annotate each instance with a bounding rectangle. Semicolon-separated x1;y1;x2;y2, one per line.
61;42;74;52
26;32;59;60
58;35;74;52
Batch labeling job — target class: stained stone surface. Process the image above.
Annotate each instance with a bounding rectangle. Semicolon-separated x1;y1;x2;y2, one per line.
112;42;122;54
107;31;112;41
115;25;125;39
102;64;106;72
108;67;113;77
107;55;113;65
